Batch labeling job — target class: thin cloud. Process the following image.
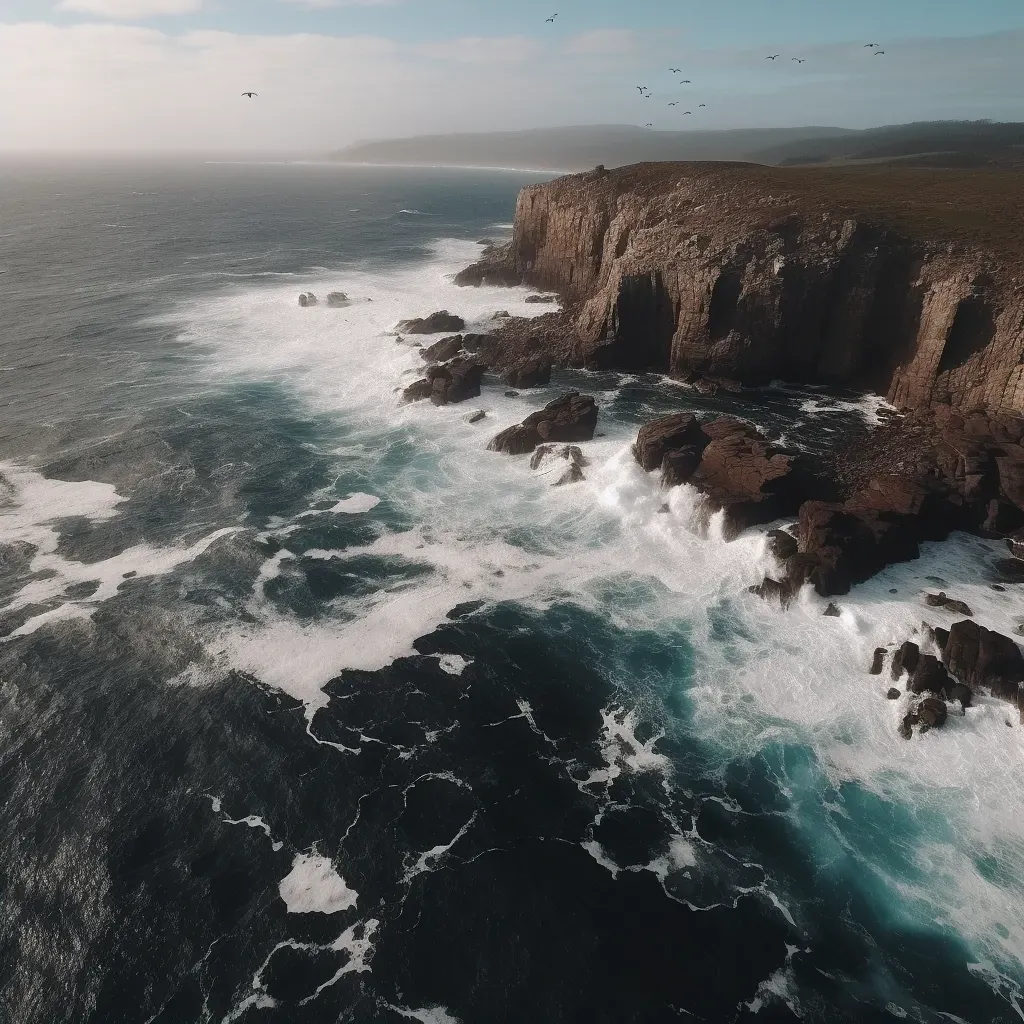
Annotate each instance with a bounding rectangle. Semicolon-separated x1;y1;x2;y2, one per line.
278;0;399;8
564;29;638;56
58;0;201;16
413;35;542;64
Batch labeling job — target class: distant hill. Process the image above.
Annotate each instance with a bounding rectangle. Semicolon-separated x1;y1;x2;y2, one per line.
748;120;1024;169
328;124;858;171
330;121;1024;172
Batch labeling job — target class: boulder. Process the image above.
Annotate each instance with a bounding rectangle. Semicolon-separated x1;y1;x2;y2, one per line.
916;696;948;730
909;654;954;695
298;292;318;307
949;683;973;708
326;292;350;307
421;335;465;363
690;419;817;539
1007;531;1024;560
633;414;705;473
891;640;920;680
504;356;553;389
404;359;486;406
492;310;511;320
464;410;486;424
766;529;799;563
823;603;841;617
942;619;1024;704
397;310;466;335
900;695;949;738
886;688;902;700
869;647;887;675
488;392;598;456
525;294;557;304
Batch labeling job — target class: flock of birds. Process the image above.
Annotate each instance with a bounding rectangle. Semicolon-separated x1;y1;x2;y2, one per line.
240;14;889;131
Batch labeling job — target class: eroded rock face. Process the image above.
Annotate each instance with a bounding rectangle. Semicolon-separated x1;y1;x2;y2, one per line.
397;311;466;335
467;162;1024;415
488;392;598;455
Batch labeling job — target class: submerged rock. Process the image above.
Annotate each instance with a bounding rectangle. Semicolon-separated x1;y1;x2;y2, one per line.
403;358;487;406
525;294;557;304
326;291;350;307
464;410;486;424
298;292;318;307
823;603;841;617
925;592;974;616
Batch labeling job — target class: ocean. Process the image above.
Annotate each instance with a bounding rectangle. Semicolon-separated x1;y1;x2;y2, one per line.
1;157;1023;1023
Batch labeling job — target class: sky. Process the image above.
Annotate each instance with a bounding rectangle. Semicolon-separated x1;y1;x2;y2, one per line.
1;0;1023;152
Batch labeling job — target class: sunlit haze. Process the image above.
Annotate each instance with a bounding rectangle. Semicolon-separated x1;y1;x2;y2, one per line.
2;0;1023;152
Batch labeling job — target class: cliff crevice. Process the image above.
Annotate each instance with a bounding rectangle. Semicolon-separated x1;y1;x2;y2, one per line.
460;162;1024;414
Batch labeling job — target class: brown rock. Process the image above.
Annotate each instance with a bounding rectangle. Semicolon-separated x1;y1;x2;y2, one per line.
870;647;887;675
505;356;553;389
942;619;1024;704
909;654;954;695
633;414;704;473
891;640;920;680
767;529;799;562
397;310;466;335
488;392;598;455
421;335;465;363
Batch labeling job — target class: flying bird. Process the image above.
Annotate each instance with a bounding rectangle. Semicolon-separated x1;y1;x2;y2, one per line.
669;67;681;73
545;13;557;22
679;79;691;84
864;43;878;47
874;50;885;55
646;123;653;128
668;101;679;106
241;92;258;98
698;103;706;107
792;58;805;63
766;54;779;60
683;111;692;115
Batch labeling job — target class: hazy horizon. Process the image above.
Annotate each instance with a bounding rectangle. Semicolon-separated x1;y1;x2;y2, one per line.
2;1;1023;154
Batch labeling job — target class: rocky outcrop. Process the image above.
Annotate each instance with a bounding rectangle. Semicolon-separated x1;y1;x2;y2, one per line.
942;619;1024;704
326;291;350;307
403;358;486;406
298;292;318;307
458;162;1024;414
421;335;465;363
488;392;598;455
634;413;823;539
397;311;466;335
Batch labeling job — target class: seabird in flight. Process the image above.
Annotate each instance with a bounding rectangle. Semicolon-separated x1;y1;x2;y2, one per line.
241;92;258;98
545;13;557;22
683;111;692;115
679;79;691;84
669;67;681;73
698;103;706;107
792;58;805;63
864;43;878;47
874;50;885;55
766;54;779;60
646;123;653;128
668;101;679;106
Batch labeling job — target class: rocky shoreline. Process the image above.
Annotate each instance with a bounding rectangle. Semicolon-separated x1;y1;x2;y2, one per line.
386;157;1024;739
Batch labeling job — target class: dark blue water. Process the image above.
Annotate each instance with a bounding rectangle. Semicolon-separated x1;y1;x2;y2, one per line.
0;158;1022;1024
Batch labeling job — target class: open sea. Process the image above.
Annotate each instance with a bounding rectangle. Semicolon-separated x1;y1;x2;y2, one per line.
1;158;1024;1023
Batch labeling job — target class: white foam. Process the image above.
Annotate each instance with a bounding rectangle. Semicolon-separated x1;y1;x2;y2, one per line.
164;237;1024;989
278;853;357;914
387;1004;461;1024
299;493;381;516
434;653;472;675
0;464;240;639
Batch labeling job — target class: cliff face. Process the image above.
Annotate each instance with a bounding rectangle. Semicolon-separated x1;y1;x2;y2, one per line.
482;163;1024;414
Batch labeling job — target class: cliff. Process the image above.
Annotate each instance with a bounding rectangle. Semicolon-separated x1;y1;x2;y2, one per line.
459;162;1024;414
